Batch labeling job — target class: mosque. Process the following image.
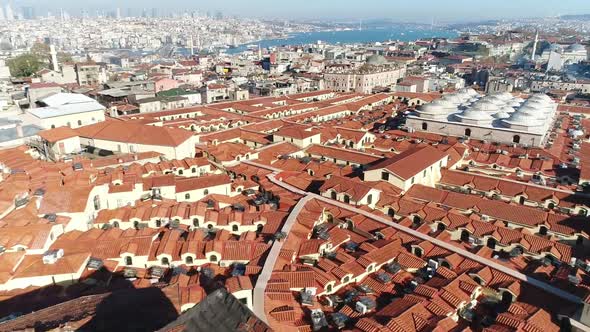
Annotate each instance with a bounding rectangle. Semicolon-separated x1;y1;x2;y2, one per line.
405;88;558;147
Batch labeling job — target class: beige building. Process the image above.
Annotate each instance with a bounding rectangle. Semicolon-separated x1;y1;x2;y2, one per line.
364;145;449;191
324;55;406;93
76;121;196;160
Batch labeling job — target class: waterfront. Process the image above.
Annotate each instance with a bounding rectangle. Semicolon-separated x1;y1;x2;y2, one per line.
179;27;458;55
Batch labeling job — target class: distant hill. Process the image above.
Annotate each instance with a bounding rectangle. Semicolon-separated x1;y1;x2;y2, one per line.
560;14;590;20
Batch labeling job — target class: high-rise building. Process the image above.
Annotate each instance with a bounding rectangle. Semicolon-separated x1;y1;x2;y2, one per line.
126;8;132;17
151;8;158;18
21;6;34;19
5;3;14;21
0;7;5;21
116;8;121;19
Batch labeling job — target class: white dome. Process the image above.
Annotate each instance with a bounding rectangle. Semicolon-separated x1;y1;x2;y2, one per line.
442;93;465;105
496;92;514;100
457;108;494;121
471;99;500;112
503;112;544;126
486;95;508;106
508;97;525;107
492;110;512;119
516;104;545;119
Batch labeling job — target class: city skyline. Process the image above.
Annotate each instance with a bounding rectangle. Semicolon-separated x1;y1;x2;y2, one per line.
6;0;590;22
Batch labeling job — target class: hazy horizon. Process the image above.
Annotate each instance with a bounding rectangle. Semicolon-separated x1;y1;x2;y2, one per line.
6;0;590;23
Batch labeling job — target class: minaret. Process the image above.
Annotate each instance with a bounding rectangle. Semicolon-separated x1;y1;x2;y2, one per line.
531;30;539;61
258;44;262;59
50;44;59;71
189;36;194;56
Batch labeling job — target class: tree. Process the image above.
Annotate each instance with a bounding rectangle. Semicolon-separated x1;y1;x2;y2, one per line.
7;53;42;77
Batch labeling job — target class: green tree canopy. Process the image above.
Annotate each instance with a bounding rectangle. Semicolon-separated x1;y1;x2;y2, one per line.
7;53;42;77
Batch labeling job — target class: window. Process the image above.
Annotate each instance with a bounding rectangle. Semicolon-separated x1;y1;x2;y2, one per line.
51;124;55;129
207;224;213;230
185;193;190;200
155;220;162;227
343;276;350;283
579;209;588;217
512;135;521;144
232;224;239;232
423;170;427;177
326;284;332;293
204;189;209;195
210;255;218;262
343;195;350;204
125;256;133;265
192;168;197;173
178;170;183;175
367;194;373;205
331;191;337;200
67;122;71;127
193;218;199;227
421;122;428;130
411;177;415;184
93;195;101;210
161;257;170;265
113;221;119;228
387;208;395;217
77;120;82;126
185;256;194;264
464;128;471;137
381;172;389;181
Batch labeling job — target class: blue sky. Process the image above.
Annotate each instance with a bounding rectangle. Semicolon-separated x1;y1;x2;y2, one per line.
16;0;590;22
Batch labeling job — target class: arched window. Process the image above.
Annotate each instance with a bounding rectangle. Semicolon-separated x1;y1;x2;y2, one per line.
51;124;56;129
210;255;218;262
134;220;139;229
161;257;170;265
519;196;526;205
539;226;548;236
414;247;423;257
257;224;264;233
464;128;472;137
93;195;101;210
547;202;555;209
155;220;162;227
343;195;350;204
77;120;82;126
579;209;588;217
367;194;373;205
440;261;451;269
232;224;239;232
185;193;190;200
422;122;428;130
460;230;470;242
331;191;337;200
192;168;197;173
437;223;446;231
113;221;120;228
204;189;209;195
387;208;395;217
185;256;194;264
343;276;350;283
487;237;496;250
178;170;183;175
125;256;133;265
512;135;521;144
326;284;332;293
207;224;213;230
193;218;199;227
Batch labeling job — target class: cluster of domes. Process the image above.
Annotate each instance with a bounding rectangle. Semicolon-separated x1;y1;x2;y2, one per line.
415;91;556;132
501;94;557;132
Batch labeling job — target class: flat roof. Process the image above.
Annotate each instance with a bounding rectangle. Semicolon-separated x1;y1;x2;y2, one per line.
27;101;105;119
